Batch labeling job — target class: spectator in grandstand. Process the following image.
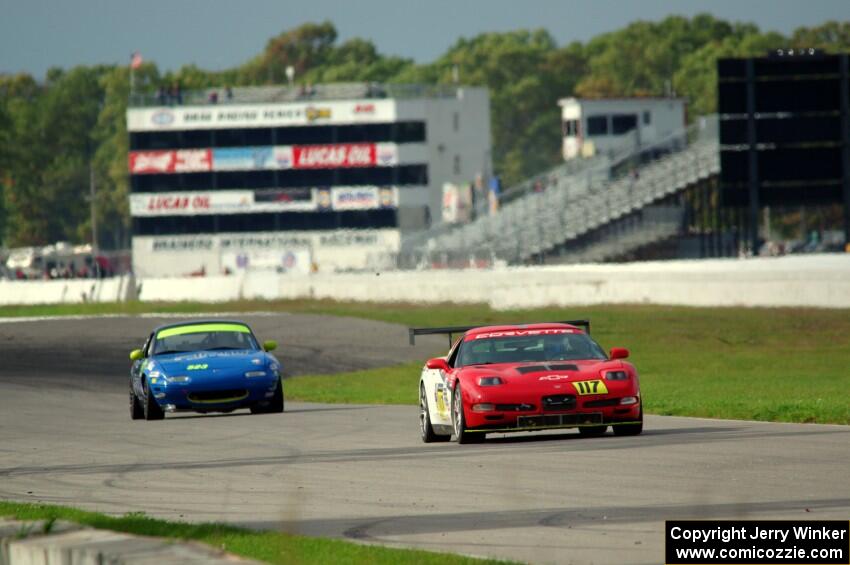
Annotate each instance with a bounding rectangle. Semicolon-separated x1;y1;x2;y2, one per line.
156;86;167;105
225;86;233;101
628;168;639;198
208;90;219;104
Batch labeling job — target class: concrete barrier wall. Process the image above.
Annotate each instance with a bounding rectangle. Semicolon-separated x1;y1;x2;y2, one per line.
3;255;849;309
270;254;850;309
0;276;134;306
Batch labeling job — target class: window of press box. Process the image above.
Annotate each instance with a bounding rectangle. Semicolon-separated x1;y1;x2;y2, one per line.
131;165;428;192
586;115;608;136
612;114;638;135
562;119;579;137
132;209;398;235
643;111;651;125
130;121;426;150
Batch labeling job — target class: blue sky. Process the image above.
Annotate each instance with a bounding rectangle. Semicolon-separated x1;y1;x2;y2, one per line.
2;0;847;77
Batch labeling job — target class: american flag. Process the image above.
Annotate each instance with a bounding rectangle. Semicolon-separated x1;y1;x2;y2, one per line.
130;52;143;69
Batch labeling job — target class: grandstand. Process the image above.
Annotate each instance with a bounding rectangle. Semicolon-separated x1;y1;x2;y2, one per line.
399;116;721;268
126;83;491;277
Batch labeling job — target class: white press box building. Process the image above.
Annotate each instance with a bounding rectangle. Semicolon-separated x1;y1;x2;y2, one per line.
126;84;491;276
559;97;686;160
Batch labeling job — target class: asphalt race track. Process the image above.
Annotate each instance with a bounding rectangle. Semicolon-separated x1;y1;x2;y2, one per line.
1;314;849;565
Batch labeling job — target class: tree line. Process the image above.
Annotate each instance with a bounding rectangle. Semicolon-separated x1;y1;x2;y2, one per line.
0;16;847;248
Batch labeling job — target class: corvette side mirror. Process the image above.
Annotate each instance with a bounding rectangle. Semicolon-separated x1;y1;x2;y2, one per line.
610;347;629;360
130;349;144;361
263;340;278;352
425;357;449;372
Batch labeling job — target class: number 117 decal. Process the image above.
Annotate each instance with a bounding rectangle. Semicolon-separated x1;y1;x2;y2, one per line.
573;380;608;395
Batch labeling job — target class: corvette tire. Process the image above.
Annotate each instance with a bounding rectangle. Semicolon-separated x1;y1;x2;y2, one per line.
452;383;484;444
252;378;284;414
420;383;450;443
613;407;643;436
130;383;144;420
143;379;164;421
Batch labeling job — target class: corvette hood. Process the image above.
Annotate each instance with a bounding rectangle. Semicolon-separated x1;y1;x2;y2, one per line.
153;350;268;375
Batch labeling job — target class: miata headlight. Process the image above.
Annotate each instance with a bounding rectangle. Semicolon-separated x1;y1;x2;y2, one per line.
245;370;267;378
167;375;191;383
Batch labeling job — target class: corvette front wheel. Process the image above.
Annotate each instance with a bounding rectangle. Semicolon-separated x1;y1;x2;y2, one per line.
613;407;643;436
452;383;484;444
420;384;450;443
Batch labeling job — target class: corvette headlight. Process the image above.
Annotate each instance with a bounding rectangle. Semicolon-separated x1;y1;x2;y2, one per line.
167;375;190;383
478;377;503;386
472;403;496;412
604;370;628;381
245;370;267;378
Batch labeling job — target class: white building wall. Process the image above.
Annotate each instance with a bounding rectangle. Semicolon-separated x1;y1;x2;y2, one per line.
397;88;491;228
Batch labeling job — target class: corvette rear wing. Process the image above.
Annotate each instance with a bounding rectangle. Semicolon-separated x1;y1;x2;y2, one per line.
408;319;590;347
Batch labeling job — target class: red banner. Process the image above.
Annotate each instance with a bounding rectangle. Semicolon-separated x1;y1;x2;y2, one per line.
293;143;376;169
129;150;212;174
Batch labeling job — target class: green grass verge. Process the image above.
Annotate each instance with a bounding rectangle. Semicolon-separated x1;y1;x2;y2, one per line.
0;502;508;565
2;299;849;424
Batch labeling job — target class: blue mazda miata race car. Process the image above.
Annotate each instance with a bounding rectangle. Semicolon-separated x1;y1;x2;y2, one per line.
129;320;283;420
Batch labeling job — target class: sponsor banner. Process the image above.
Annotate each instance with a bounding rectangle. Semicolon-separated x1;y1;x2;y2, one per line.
375;143;398;166
127;100;398;132
138;230;401;253
273;146;294;169
316;188;332;211
331;187;399;211
129;186;402;216
293;143;376;169
251;189;316;212
130;190;319;216
221;248;312;275
442;182;473;224
130;143;408;174
132;229;401;276
130;191;253;216
253;188;312;203
128;149;212;174
212;147;275;171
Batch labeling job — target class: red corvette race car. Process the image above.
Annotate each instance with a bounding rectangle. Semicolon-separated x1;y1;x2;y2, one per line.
411;320;642;444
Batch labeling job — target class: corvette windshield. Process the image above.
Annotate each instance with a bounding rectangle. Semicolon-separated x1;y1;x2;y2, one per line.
457;332;607;366
152;324;259;355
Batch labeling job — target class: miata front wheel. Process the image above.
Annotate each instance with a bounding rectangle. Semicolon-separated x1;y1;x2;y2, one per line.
130;382;144;420
143;379;164;421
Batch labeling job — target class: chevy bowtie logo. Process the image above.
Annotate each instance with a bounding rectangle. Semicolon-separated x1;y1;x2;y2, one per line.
539;375;570;381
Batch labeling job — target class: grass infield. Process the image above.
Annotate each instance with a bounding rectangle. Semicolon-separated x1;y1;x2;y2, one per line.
2;299;849;424
0;502;509;565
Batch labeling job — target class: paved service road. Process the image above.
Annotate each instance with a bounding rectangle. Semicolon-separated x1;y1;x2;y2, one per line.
1;316;848;565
